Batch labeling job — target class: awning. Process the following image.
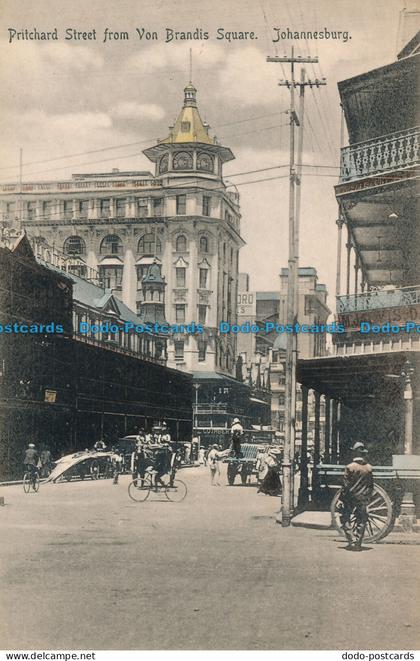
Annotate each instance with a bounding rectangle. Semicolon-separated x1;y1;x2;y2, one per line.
136;256;162;265
297;351;418;407
249;397;270;406
98;257;123;266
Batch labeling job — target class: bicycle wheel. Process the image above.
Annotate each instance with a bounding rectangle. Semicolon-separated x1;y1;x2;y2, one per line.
128;475;152;502
32;473;40;492
23;473;31;493
165;478;187;502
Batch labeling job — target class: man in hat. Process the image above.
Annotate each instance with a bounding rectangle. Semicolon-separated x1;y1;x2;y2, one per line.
23;443;39;481
230;417;243;458
340;442;374;551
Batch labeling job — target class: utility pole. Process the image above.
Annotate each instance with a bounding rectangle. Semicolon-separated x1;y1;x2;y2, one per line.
267;49;326;526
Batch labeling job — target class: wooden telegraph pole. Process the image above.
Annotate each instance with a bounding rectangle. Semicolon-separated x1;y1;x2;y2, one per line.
267;49;326;526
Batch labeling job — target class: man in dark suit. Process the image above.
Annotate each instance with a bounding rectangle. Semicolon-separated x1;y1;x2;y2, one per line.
340;442;374;551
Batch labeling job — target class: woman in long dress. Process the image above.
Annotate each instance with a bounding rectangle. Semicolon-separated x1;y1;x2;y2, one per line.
258;449;282;496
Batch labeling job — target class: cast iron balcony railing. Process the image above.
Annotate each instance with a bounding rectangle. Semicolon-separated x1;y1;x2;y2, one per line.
339;126;419;183
337;285;420;313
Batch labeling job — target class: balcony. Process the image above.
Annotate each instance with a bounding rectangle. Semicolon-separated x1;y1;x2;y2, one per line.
339;126;419;183
337;285;420;314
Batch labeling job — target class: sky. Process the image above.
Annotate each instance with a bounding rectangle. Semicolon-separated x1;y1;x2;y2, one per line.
0;0;406;307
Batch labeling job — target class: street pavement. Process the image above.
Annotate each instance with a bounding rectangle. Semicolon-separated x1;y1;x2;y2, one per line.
0;465;419;651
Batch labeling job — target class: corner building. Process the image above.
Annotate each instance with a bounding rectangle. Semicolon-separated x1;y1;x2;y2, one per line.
0;83;244;378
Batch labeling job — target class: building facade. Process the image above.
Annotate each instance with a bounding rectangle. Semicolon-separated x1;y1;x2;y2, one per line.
237;267;330;439
0;235;192;479
0;83;244;377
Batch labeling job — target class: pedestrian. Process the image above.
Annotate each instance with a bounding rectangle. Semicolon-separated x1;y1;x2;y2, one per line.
112;449;124;485
207;444;230;486
184;442;191;464
230;417;243;458
257;448;282;496
40;446;52;478
198;446;206;465
339;442;374;551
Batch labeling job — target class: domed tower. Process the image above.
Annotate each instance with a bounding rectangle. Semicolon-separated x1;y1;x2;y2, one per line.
143;82;235;183
138;260;167;325
137;260;168;362
142;83;244;383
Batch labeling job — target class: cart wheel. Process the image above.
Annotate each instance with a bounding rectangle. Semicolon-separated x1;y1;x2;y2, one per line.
227;463;236;486
165;479;187;502
331;483;394;543
128;476;152;502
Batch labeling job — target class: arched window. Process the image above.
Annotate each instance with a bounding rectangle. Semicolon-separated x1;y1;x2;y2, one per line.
175;235;187;252
197;152;214;172
173;151;193;170
100;234;122;255
138;233;162;255
199;236;209;253
63;236;86;256
159;154;169;174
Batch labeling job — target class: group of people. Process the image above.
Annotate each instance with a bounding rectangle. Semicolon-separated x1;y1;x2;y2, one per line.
129;425;181;489
23;444;53;479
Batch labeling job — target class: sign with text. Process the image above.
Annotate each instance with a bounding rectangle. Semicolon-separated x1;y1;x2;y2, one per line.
237;291;256;317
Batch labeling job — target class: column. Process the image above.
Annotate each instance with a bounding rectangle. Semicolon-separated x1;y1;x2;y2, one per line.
311;391;321;503
324;395;331;463
331;399;339;464
335;216;344;298
346;224;352;297
298;385;309;508
399;360;416;527
354;254;359;298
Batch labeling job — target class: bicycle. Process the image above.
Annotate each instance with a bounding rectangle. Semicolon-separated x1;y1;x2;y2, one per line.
23;467;40;493
128;468;187;503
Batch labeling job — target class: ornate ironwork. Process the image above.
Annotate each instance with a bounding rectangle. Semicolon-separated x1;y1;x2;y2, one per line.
337;285;420;313
340;127;419;182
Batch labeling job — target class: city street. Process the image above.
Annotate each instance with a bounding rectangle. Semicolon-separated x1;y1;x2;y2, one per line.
1;465;419;651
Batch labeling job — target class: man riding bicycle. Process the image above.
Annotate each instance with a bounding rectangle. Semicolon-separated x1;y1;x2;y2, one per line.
24;443;39;484
152;446;172;488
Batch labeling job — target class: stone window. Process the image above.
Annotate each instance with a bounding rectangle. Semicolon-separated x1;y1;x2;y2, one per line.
79;200;89;218
198;305;207;325
175;234;187;252
100;234;122;255
99;265;123;290
174;340;184;360
198;340;207;362
116;198;126;217
173;152;193;170
176;267;186;288
138;233;161;255
153;198;163;217
175;304;186;323
159;154;169;174
176;195;187;215
199;235;209;253
100;199;111;217
199;268;208;289
64;235;86;256
197;152;213;172
202;196;211;217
